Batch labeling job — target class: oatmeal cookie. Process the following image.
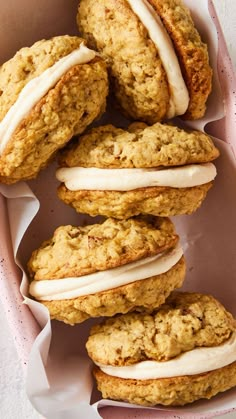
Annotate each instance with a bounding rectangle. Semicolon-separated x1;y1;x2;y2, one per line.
77;0;212;122
57;183;212;219
93;362;236;406
28;217;185;324
59;123;219;168
86;292;236;406
87;292;236;365
41;257;185;324
0;35;108;183
56;122;219;219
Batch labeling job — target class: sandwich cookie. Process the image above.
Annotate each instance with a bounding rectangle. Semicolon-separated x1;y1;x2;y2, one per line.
77;0;212;123
0;35;108;183
28;216;185;325
56;122;219;219
86;292;236;406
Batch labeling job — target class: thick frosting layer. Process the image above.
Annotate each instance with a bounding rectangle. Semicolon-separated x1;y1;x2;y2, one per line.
56;163;217;191
126;0;189;117
0;43;96;154
97;332;236;379
29;243;183;301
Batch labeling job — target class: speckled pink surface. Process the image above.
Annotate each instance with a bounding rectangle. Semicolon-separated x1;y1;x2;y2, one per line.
0;1;235;418
100;406;235;419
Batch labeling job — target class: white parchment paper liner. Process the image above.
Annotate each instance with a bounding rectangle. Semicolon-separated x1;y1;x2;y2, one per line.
0;1;236;418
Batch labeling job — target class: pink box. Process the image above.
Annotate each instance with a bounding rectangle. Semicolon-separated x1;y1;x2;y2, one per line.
0;1;236;417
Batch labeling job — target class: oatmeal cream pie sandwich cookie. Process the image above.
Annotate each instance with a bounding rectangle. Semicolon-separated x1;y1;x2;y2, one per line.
56;122;219;219
0;35;108;184
28;216;185;325
77;0;212;123
86;292;236;406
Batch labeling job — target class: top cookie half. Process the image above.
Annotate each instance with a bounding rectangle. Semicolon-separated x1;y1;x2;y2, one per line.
77;0;212;123
0;35;108;183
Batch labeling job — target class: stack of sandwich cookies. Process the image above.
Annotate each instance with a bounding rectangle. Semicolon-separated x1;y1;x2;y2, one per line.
16;0;231;409
28;216;185;325
56;122;219;219
77;0;212;122
0;35;108;183
86;292;236;406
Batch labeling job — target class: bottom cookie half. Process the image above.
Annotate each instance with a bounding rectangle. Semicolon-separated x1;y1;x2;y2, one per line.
57;184;212;219
42;257;185;325
93;361;236;406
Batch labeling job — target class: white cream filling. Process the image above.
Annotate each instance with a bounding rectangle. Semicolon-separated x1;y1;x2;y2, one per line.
97;332;236;380
126;0;189;118
0;43;96;154
29;242;183;301
56;163;217;191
